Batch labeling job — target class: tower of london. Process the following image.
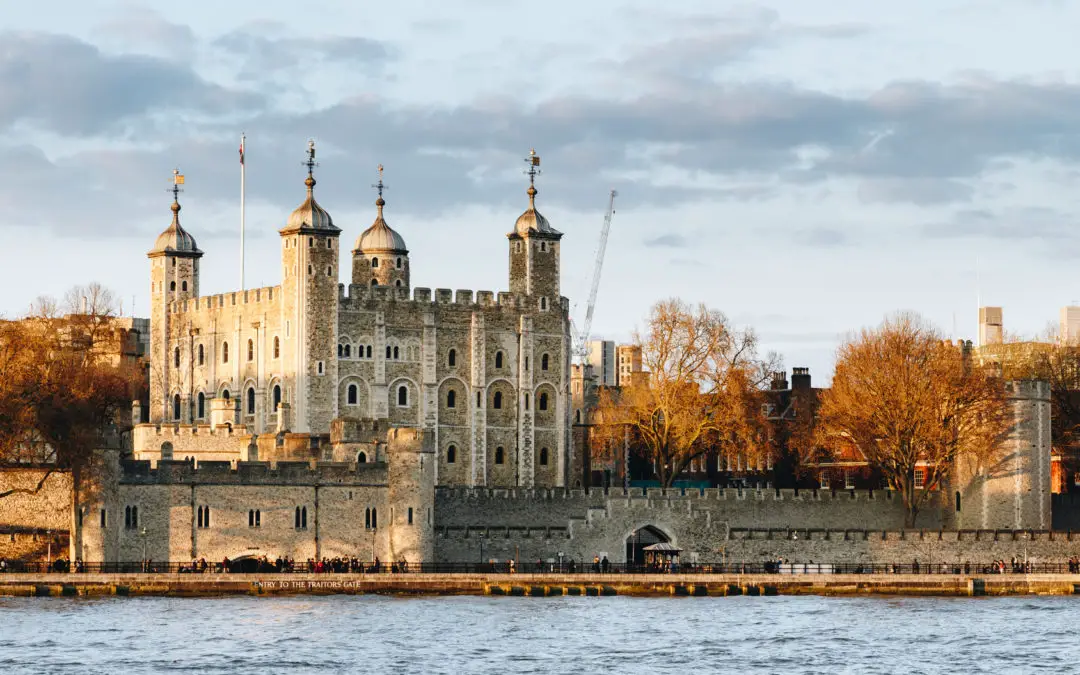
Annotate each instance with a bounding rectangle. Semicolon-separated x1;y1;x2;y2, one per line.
139;144;572;489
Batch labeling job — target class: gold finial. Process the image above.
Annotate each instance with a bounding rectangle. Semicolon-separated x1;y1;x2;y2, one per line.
169;168;185;216
372;164;387;217
304;139;318;193
523;149;541;207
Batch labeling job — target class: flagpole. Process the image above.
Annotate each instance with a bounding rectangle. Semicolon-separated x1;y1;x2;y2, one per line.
240;133;246;290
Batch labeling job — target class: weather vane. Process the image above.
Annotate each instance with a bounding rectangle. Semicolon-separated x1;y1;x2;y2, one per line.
372;164;386;199
524;148;541;187
305;139;318;176
170;168;185;202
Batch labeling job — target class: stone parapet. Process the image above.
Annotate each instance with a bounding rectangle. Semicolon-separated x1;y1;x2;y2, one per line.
118;460;389;486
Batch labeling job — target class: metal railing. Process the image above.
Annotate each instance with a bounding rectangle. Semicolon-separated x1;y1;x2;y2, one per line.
2;560;1079;575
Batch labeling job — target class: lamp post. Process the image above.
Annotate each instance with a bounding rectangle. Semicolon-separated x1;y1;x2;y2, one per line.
558;551;564;573
371;526;377;570
478;531;485;569
46;529;52;571
139;527;148;571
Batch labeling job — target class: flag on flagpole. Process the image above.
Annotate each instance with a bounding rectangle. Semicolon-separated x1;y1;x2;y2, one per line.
239;135;245;165
174;173;185;185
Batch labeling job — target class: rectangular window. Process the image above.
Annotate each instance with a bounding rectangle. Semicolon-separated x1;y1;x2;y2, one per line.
914;469;925;489
844;470;855;490
100;509;107;528
818;471;830;490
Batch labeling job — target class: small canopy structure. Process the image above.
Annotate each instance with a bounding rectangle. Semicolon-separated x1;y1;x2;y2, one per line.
642;542;682;570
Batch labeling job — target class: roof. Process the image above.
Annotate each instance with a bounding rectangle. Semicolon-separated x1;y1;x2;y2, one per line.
354;197;407;252
510;186;562;238
280;175;341;235
149;201;202;257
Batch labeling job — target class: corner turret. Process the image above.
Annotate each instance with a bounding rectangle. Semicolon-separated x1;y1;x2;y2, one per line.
508;149;562;308
352;165;410;291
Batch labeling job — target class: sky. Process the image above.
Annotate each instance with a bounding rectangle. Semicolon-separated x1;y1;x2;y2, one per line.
3;0;1080;383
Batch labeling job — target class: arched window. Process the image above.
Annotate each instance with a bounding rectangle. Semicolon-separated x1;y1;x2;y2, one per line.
248;509;261;528
448;348;456;367
366;346;372;358
222;342;229;363
247;387;255;415
302;506;307;529
493;391;502;409
371;279;378;287
174;347;180;368
396;257;402;269
173;394;181;420
539;392;549;411
539;447;549;466
170;281;176;291
575;410;582;424
495;351;503;369
541;354;549;371
408;507;413;525
197;392;205;419
222;389;230;401
272;385;281;412
447;445;456;464
371;507;378;529
247;339;254;362
348;383;358;405
365;508;371;529
495;447;505;465
397;385;408;406
357;452;367;464
446;389;456;408
524;394;529;410
309;237;314;247
386;346;391;359
372;257;379;268
344;344;351;358
198;344;204;366
181;280;188;292
197;506;203;528
393;346;399;360
540;297;547;311
395;279;402;287
338;344;343;357
273;336;280;359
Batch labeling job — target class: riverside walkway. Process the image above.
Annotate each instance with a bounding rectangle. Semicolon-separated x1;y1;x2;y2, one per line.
3;572;1080;597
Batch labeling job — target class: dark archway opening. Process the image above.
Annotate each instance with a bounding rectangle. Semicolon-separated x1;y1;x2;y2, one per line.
229;556;261;573
626;526;669;567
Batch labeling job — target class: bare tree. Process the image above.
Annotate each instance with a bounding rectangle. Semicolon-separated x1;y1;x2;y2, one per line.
592;299;779;488
816;313;1013;527
0;284;141;501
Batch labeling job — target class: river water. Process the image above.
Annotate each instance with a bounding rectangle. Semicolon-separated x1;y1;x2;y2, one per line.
1;595;1077;674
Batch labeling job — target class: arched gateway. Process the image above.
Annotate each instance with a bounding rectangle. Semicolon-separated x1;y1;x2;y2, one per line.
626;525;670;565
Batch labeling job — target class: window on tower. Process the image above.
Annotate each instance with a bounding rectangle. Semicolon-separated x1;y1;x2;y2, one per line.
273;337;280;359
448;349;456;367
222;342;229;364
181;281;188;292
198;344;204;366
170;281;176;291
396;257;402;269
372;257;379;268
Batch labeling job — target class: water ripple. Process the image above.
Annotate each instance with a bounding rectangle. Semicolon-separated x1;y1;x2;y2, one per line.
0;595;1078;673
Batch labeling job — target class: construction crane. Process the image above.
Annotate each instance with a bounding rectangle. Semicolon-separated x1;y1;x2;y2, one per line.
572;189;617;366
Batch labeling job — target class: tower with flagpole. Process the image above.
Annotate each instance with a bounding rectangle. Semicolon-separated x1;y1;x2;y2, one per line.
240;133;246;290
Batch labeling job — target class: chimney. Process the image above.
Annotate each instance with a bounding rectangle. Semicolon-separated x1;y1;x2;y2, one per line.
770;371;789;390
791;367;811;391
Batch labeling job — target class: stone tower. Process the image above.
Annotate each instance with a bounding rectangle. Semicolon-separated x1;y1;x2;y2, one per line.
387;427;436;564
952;379;1052;530
507;149;562;309
279;142;341;432
147;172;202;423
352;167;410;291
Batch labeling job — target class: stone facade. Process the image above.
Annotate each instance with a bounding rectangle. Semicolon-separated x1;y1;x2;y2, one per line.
141;150;572;489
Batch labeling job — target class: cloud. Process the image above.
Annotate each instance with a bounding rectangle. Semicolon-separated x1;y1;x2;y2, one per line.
857;177;974;205
795;227;850;248
213;26;392;82
0;32;261;136
922;206;1077;243
644;233;689;248
94;8;196;61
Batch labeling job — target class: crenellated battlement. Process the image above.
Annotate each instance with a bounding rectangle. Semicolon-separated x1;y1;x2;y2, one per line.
436;486;899;502
119;459;388;485
167;284;282;315
336;284;569;314
134;422;254;439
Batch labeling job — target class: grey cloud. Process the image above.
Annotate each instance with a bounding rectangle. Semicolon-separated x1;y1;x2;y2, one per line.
213;26;392;82
857;177;974;205
0;32;261;136
922;206;1077;243
94;8;197;60
644;233;689;248
795;227;850;248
